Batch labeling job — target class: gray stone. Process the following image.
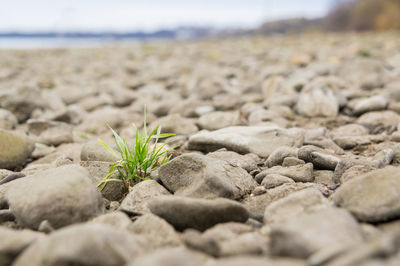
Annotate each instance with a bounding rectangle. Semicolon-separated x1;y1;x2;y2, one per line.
80;160;126;201
150;114;198;135
264;188;330;225
0;130;35;170
296;85;339;117
313;170;335;186
266;146;299;167
80;140;116;162
282;157;305;167
129;213;182;249
119;180;171;215
357;111;400;128
353;95;388;116
90;211;132;231
13;223;149;266
206;256;307;266
149;196;249;231
261;174;295;189
270;208;363;258
0;227;44;266
127;247;208;266
242;183;320;216
28;120;73;146
6;165;103;229
333;167;400;222
0;108;17;130
255;163;314;183
298;146;340;170
182;229;220;257
188;126;304;157
206;150;260;172
159;153;256;200
197;111;243;131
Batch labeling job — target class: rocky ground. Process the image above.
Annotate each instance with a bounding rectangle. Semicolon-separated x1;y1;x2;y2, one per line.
1;32;400;266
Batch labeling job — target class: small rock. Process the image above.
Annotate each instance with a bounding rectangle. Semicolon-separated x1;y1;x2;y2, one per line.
119;180;171;215
255;163;314;183
0;130;35;170
197;111;243;131
80;140;116;162
282;157;305;167
150;114;198;135
266;146;299;167
261;174;295;189
149;196;249;231
298;146;340;170
0;108;18;129
353;95;388;116
28;120;73;146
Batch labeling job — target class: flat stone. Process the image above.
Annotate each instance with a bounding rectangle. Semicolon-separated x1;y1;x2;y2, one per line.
188;126;304;157
149;196;249;231
333;167;400;222
255;163;314;183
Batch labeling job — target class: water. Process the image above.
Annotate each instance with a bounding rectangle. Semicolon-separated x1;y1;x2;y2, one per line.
0;37;139;50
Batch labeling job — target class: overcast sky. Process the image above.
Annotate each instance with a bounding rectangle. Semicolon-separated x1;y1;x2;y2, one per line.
0;0;333;31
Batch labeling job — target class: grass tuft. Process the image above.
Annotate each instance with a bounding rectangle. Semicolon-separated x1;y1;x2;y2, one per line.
98;111;175;191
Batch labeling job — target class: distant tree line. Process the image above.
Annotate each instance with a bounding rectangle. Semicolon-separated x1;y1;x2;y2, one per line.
324;0;400;31
257;0;400;35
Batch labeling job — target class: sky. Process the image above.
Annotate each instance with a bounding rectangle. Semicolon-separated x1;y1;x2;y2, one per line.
0;0;333;32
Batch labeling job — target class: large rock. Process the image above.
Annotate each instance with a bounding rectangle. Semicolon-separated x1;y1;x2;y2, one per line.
264;188;330;225
128;213;182;249
188;126;304;157
13;223;149;266
158;153;256;200
149;196;249;231
333;167;400;223
119;180;171;215
6;165;103;229
0;227;44;266
270;208;363;258
0;130;35;170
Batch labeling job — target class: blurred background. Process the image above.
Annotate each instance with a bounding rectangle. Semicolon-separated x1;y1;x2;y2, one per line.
0;0;399;49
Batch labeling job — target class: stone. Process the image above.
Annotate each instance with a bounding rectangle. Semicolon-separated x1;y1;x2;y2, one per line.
298;146;340;170
31;143;56;159
270;208;363;258
353;95;388;116
0;227;44;266
333;167;400;222
242;183;320;216
0;130;35;170
182;229;220;257
27;120;73;146
189;126;304;158
149;196;249;231
6;165;103;229
119;180;171;215
207;256;307;266
266;146;299;167
150;114;198;135
206;150;260;172
80;140;116;162
13;223;149;266
0;108;17;130
255;163;314;183
357;111;400;128
128;213;182;249
313;170;335;187
90;211;132;231
282;157;305;167
79;160;126;201
296;85;339;117
158;153;256;200
264;188;330;225
127;247;209;266
197;111;243;131
261;174;295;189
78;106;126;134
